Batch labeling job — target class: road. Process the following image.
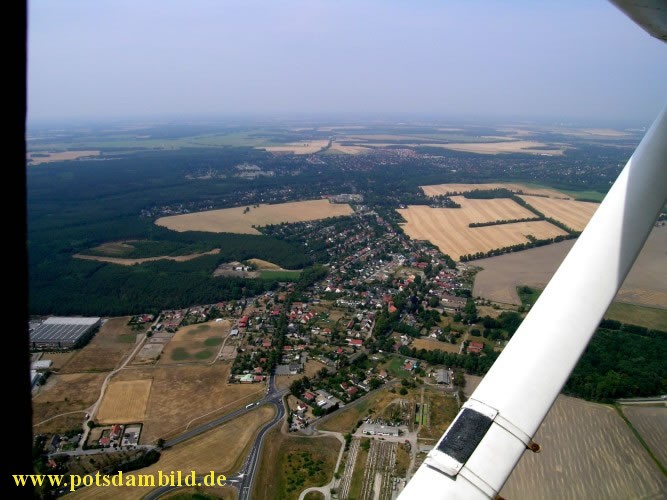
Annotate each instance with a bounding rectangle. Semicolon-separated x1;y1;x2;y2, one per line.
144;374;287;500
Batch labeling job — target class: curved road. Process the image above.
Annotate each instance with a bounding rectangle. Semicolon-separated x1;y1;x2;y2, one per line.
144;375;287;500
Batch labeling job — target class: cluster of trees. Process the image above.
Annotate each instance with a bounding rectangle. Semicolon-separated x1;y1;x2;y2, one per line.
398;345;500;376
459;233;578;262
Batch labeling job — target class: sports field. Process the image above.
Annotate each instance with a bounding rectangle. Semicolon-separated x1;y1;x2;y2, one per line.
155;199;353;234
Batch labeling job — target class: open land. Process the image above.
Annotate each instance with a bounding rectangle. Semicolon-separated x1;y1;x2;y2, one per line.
500;396;667;499
621;405;667;467
518;195;600;232
259;140;329;155
398;198;566;259
96;379;152;424
160;320;231;364
155;199;354;234
163;486;237;499
32;373;107;434
604;302;667;331
471;226;667;307
27;150;100;165
73;249;220;266
59;317;138;373
253;429;340;500
410;338;460;354
71;406;275;500
319;388;403;433
420;183;570;199
327;142;372;155
108;363;264;443
416;140;565;155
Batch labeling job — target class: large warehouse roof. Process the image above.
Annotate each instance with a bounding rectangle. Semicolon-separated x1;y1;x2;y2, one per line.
30;317;101;346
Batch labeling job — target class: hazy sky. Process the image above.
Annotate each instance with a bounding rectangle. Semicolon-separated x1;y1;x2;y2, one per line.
28;0;667;125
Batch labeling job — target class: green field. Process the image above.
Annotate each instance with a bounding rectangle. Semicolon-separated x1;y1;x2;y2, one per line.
604;302;667;331
260;269;302;281
517;285;542;308
385;356;412;379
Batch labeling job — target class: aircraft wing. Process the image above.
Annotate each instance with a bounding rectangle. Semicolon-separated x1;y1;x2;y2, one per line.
399;2;667;497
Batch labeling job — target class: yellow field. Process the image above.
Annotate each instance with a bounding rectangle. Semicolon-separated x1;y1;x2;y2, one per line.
70;406;275;500
73;249;220;266
501;396;667;499
518;195;599;231
398;198;567;259
247;258;282;270
97;379;152;424
259;140;329;155
421;183;569;199
328;142;371;154
155;199;354;234
411;338;460;354
355;141;563;155
27;150;100;165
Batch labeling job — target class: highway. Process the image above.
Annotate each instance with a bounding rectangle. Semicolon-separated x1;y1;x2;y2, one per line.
145;374;287;500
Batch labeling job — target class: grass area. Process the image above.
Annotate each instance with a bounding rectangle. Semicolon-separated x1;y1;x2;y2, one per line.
118;333;136;343
418;389;459;441
195;350;214;360
204;337;223;346
253;429;340;500
195;324;211;332
259;269;302;280
510;181;606;202
517;285;541;308
384;356;412;379
319;388;399;433
604;302;667;331
347;439;369;499
395;443;411;478
303;492;324;500
171;347;191;361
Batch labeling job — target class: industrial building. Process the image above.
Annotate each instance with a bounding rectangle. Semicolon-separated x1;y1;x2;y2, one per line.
362;423;400;437
29;316;102;350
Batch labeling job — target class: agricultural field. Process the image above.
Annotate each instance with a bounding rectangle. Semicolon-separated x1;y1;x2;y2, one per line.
71;406;275;500
59;317;138;373
108;363;264;443
471;226;667;308
32;373;107;434
518;195;599;231
410;337;460;354
253;429;340;500
160;321;231;364
258;139;329;155
96;379;152;424
500;396;667;499
327;141;372;155
604;302;667;331
73;249;220;266
621;405;667;468
155;199;354;234
27;150;100;165
417;140;564;155
398;200;566;260
420;183;570;199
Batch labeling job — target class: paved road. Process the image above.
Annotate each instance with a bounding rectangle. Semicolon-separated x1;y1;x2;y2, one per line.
145;375;287;500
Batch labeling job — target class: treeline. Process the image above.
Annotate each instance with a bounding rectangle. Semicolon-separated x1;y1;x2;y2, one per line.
398;345;500;376
469;217;542;228
459;233;578;261
463;188;514;199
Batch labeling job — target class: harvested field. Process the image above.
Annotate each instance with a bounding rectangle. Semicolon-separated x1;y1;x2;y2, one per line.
73;249;220;266
155;199;354;234
471;226;667;307
411;338;459;354
500;396;667;499
259;140;329;155
27;150;100;165
45;351;76;370
328;142;371;155
60;317;137;373
621;405;667;467
518;195;599;231
253;429;340;500
71;407;274;500
398;199;566;259
96;380;152;424
160;320;231;365
421;183;569;199
32;373;106;434
108;363;264;443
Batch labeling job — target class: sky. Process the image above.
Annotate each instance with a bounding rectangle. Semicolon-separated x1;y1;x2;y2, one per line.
28;0;667;125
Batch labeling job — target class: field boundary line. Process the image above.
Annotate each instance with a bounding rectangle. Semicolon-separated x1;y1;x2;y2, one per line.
614;404;667;477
